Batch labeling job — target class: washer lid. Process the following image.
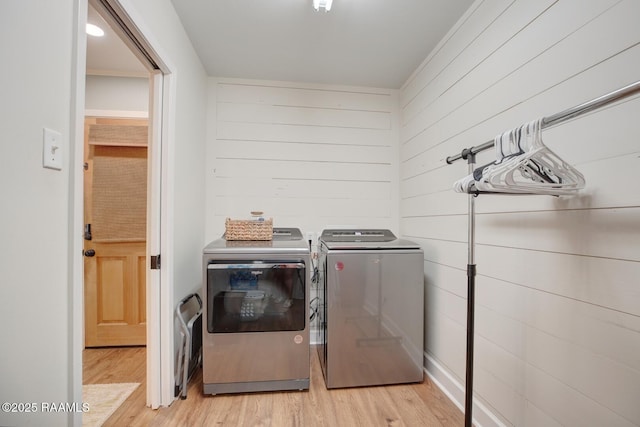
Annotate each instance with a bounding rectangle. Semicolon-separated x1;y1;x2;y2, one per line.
271;227;303;241
320;229;396;242
319;229;421;250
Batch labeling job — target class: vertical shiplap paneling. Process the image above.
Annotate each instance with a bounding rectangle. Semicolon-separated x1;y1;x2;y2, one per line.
207;79;399;240
400;0;640;426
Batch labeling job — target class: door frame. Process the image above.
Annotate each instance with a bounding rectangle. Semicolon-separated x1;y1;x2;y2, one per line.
71;0;176;420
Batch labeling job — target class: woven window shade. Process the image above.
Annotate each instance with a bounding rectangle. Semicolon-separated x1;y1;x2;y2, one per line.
92;146;147;242
89;124;148;146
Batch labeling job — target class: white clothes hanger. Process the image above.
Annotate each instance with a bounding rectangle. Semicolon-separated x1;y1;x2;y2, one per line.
454;126;529;193
454;119;585;195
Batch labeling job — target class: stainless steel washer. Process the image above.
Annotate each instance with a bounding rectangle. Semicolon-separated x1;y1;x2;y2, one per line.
317;229;424;389
202;228;310;394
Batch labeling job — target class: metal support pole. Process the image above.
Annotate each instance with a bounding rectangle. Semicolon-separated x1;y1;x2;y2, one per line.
463;151;477;427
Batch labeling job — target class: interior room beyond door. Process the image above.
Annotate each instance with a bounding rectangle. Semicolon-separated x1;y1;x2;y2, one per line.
84;117;148;347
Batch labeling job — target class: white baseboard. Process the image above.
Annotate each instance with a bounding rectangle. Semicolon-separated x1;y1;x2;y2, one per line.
424;352;506;427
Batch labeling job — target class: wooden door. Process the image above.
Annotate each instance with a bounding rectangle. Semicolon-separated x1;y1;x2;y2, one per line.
84;117;148;347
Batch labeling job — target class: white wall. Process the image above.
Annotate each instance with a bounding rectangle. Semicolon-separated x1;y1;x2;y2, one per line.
85;75;149;113
0;0;207;424
399;1;640;426
0;1;75;426
205;78;400;242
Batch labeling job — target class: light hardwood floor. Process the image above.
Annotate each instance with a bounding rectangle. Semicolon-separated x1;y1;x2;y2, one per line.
83;346;465;426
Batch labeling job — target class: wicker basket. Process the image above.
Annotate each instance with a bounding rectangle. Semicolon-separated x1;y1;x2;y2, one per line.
224;218;273;241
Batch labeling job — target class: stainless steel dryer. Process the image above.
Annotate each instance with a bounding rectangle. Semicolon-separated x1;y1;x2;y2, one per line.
317;229;424;389
202;228;310;394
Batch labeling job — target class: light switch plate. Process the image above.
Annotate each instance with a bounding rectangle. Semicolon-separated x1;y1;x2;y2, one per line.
43;128;62;170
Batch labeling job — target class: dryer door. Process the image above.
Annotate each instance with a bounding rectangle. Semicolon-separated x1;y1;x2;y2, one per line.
206;261;306;333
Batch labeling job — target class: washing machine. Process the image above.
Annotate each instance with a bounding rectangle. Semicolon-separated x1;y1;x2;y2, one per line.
202;228;310;394
317;229;424;389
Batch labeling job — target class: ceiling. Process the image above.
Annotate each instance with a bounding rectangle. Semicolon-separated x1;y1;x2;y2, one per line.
87;0;474;89
86;4;148;76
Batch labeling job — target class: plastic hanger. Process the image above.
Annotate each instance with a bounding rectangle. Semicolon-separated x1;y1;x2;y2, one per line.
454;119;585;195
453;126;527;193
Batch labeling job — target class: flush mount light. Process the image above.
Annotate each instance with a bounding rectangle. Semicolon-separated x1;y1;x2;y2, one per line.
86;23;105;37
313;0;333;12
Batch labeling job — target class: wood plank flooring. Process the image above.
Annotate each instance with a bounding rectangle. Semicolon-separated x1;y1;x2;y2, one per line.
83;346;465;426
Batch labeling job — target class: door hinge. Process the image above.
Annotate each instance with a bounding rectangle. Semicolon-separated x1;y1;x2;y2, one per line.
151;254;161;270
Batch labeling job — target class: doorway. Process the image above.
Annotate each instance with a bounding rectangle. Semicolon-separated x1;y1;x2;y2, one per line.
79;0;172;410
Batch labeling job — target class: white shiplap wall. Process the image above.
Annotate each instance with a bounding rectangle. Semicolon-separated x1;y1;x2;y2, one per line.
205;78;400;242
399;0;640;426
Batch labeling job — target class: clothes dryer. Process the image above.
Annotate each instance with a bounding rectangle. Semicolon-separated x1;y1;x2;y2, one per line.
202;228;310;394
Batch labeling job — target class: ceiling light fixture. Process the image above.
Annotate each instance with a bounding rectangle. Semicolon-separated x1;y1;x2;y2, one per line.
86;23;105;37
313;0;333;12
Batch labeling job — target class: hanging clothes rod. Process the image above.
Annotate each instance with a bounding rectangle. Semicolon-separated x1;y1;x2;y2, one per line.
446;80;640;164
